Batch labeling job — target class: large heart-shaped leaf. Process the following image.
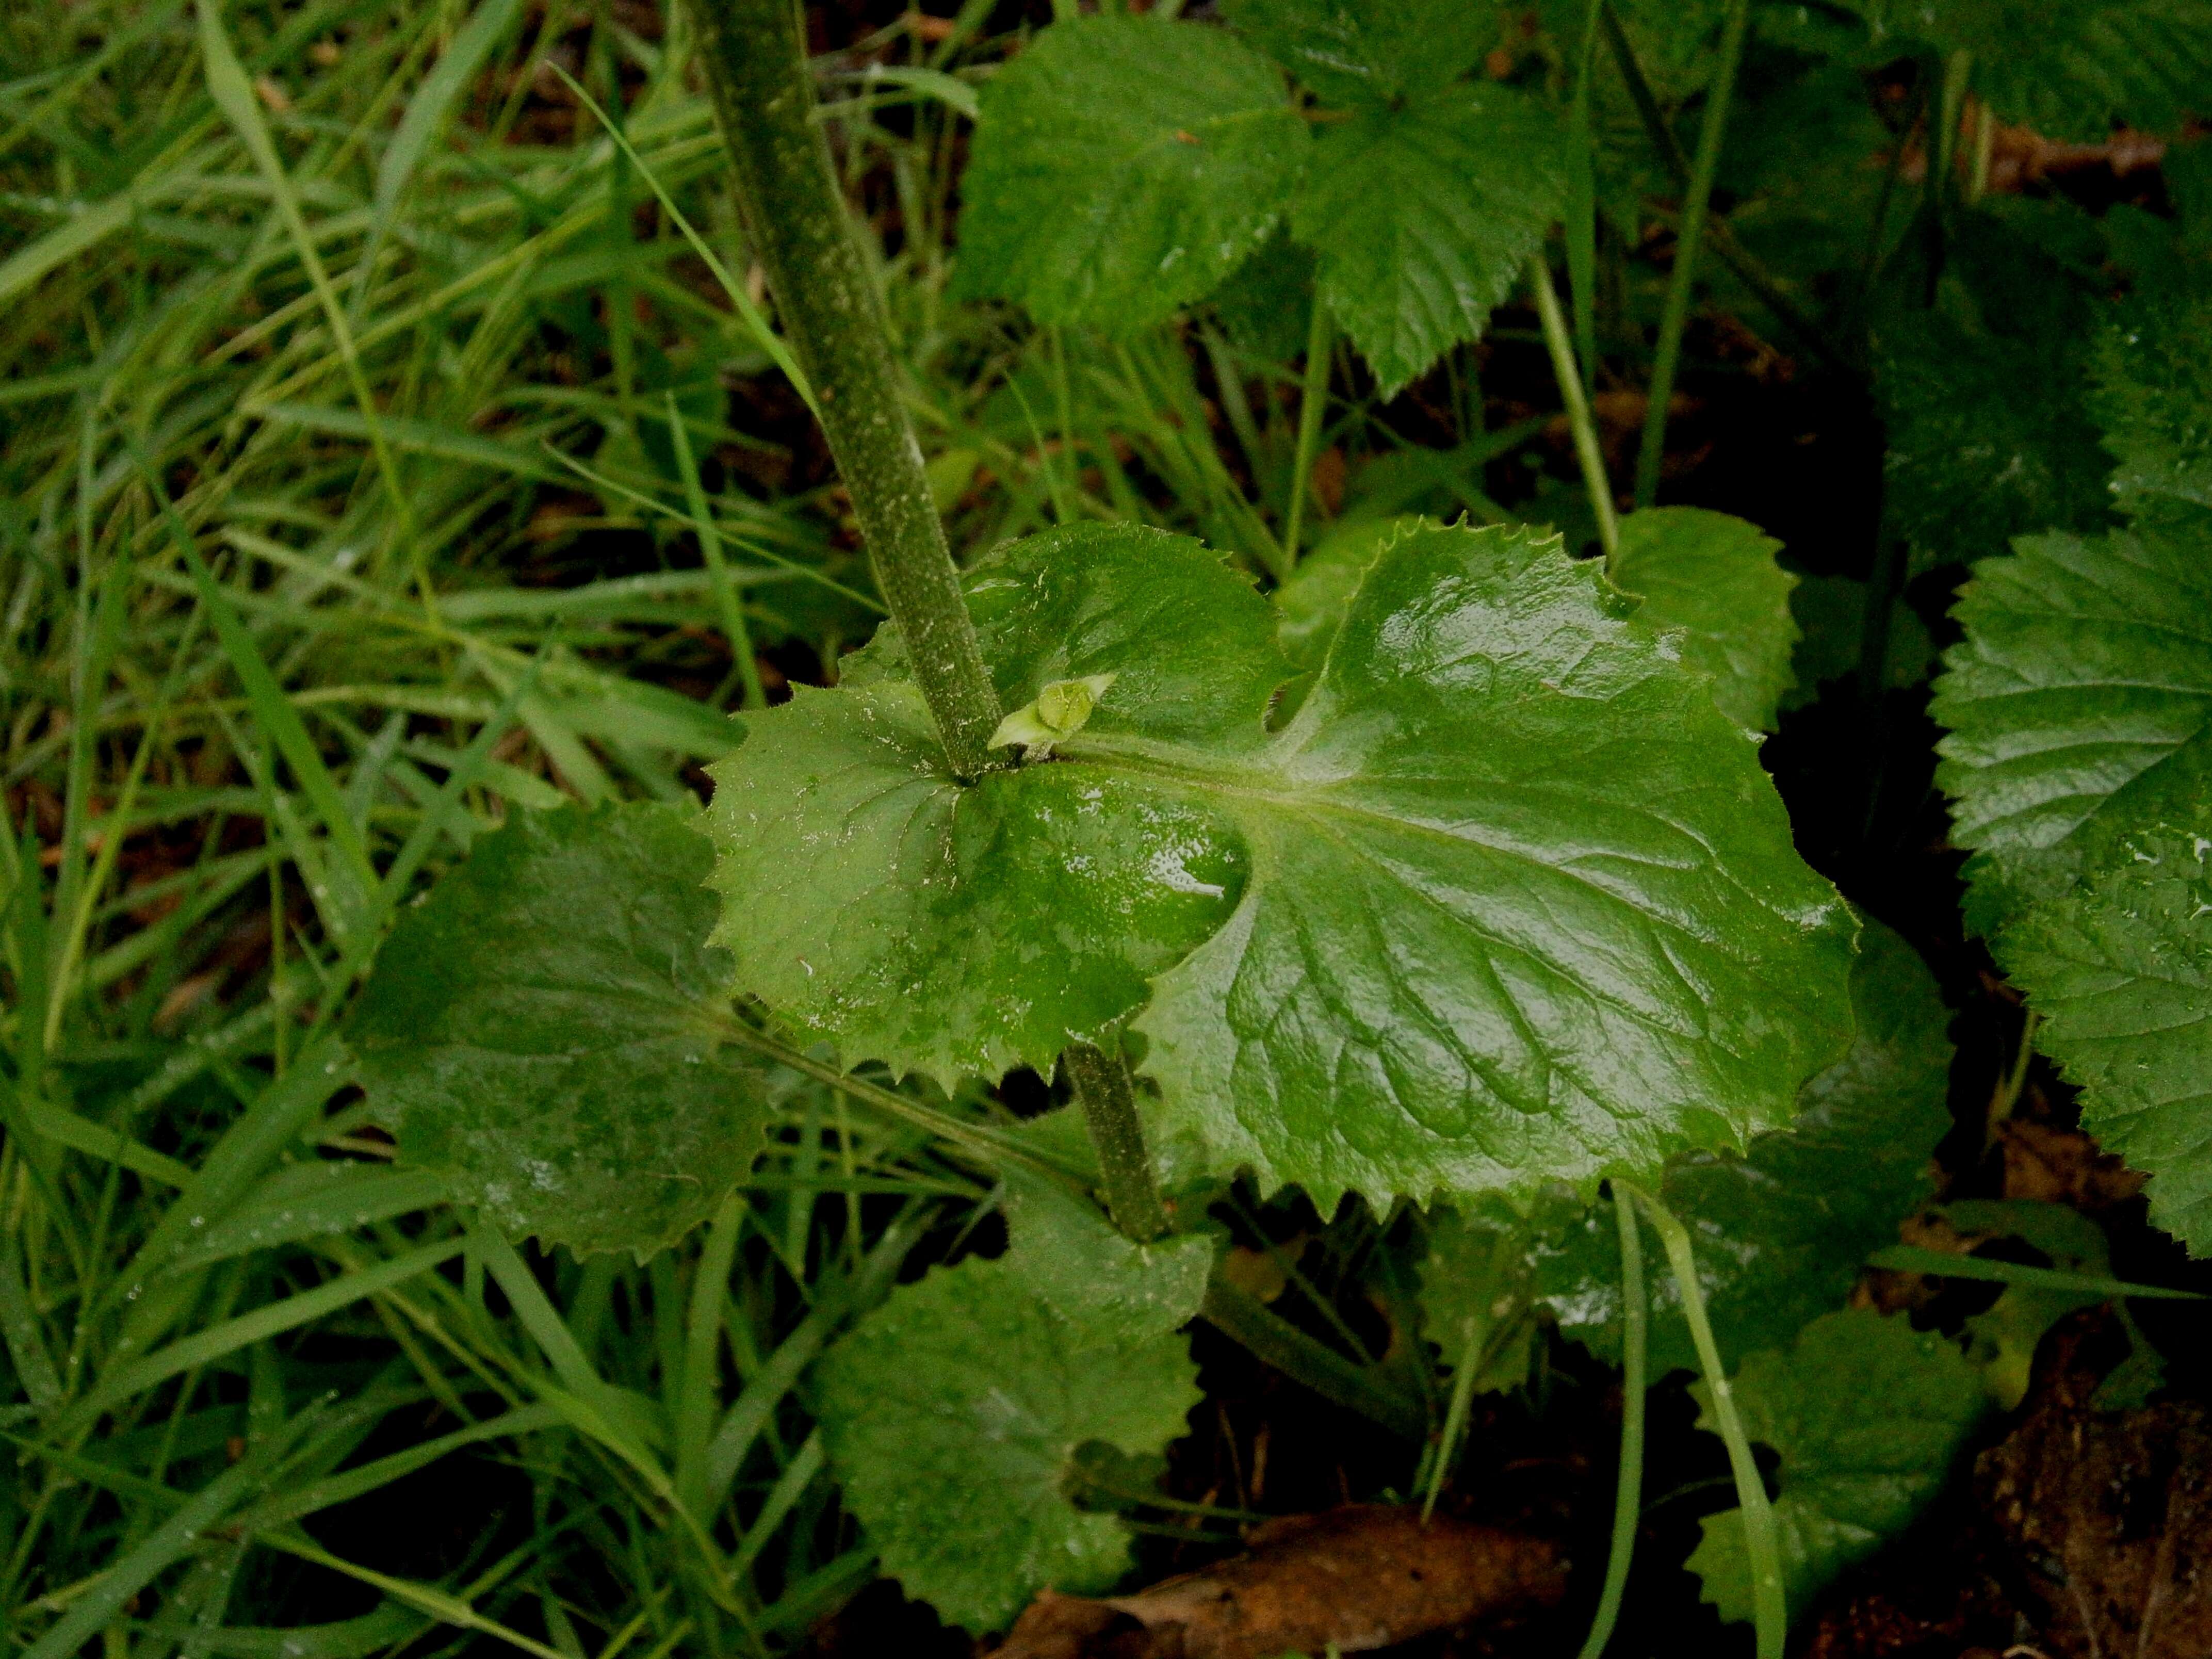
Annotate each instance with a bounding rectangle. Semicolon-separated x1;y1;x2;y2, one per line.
349;803;769;1259
709;521;1855;1207
953;13;1306;333
1932;511;2212;931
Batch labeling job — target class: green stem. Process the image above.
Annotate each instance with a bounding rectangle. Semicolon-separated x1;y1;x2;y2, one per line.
680;0;1000;776
1281;290;1333;573
1198;1278;1428;1442
1632;0;1752;509
1532;257;1620;563
1575;1190;1647;1659
1567;0;1606;399
1599;4;1853;379
1624;1182;1785;1658
1061;1042;1168;1243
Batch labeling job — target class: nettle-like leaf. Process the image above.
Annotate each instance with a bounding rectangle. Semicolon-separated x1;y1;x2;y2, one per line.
1225;0;1492;112
1867;0;2212;141
1290;85;1566;396
1688;1308;1988;1624
1609;507;1799;734
814;1254;1200;1634
349;803;769;1259
1873;302;2110;579
710;523;1854;1208
2091;273;2212;511
953;14;1307;333
2002;827;2212;1254
1931;509;2212;932
1526;921;1953;1374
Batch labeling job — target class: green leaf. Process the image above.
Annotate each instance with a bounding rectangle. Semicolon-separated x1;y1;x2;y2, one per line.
2091;271;2212;512
1610;507;1799;733
814;1255;1200;1634
713;522;1853;1205
1688;1308;1989;1625
1419;1203;1539;1394
1932;511;2212;932
1212;231;1318;364
704;526;1267;1083
2002;826;2212;1255
1291;85;1566;395
1935;1199;2159;1407
1529;921;1953;1374
1129;522;1856;1206
1780;575;1937;711
1001;1166;1217;1343
1273;514;1421;674
1867;0;2212;141
349;803;768;1259
953;13;1307;332
1873;305;2109;579
1224;0;1492;110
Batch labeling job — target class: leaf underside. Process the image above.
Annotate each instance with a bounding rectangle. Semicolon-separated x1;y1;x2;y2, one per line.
348;802;769;1259
709;521;1856;1209
814;1255;1200;1634
1689;1308;1988;1624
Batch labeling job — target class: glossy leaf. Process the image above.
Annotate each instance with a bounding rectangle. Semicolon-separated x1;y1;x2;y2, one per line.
2091;272;2212;511
1225;0;1491;110
814;1255;1199;1633
953;14;1306;332
1609;507;1799;733
1932;511;2212;932
2002;827;2212;1255
1129;521;1856;1206
1273;514;1421;674
1688;1308;1988;1623
1867;0;2212;140
713;522;1853;1207
349;803;769;1259
1528;921;1953;1374
704;527;1266;1082
1291;85;1566;396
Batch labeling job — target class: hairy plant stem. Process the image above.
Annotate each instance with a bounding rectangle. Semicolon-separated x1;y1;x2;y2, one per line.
1199;1279;1429;1442
1062;1042;1169;1243
1532;258;1620;563
1281;291;1334;572
681;0;1000;777
1575;1190;1647;1659
1623;1181;1785;1659
1632;0;1751;509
